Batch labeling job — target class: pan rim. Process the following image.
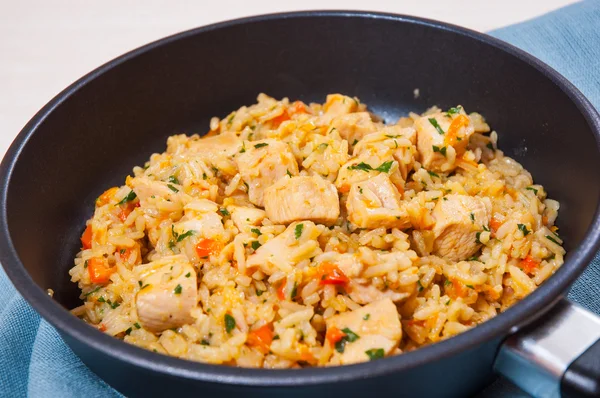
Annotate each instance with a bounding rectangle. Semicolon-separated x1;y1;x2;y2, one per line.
1;10;600;387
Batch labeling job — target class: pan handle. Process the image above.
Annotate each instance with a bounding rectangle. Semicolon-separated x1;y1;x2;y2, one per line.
494;299;600;397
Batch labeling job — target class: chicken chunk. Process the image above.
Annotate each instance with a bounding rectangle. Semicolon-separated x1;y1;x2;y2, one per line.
263;176;340;225
431;194;491;261
135;256;197;333
326;299;402;365
235;139;299;207
415;111;474;172
177;199;226;241
246;221;322;275
335;157;404;195
331;112;377;151
129;176;179;204
229;205;266;232
185;131;242;177
346;173;410;229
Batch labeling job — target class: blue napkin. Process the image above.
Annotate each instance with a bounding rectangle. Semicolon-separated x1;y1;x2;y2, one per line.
1;1;600;396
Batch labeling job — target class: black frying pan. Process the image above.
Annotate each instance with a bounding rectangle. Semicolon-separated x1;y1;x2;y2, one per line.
1;11;600;398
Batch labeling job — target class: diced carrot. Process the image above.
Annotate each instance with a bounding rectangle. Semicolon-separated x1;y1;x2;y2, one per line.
87;258;114;284
490;216;503;233
277;278;286;300
117;203;135;222
96;187;119;207
195;239;222;258
289;101;310;115
550;225;559;233
317;262;349;286
118;248;132;263
299;346;315;362
338;184;350;194
269;112;291;128
98;324;107;332
446;114;470;147
445;278;467;299
247;324;273;354
542;215;549;225
81;224;93;250
325;326;346;345
520;255;541;274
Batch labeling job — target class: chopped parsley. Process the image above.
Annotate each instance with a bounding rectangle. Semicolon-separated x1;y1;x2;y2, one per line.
294;223;304;239
119;248;126;255
359;187;363;194
317;143;329;152
486;143;494;150
365;348;385;361
468;256;480;262
417;280;424;292
167;184;179;193
84;260;89;268
168;175;179;184
427;170;440;178
517;224;530;236
251;241;261;250
273;334;280;340
291;282;298;300
125;327;133;336
444;280;452;287
251;228;262;236
363;314;370;321
176;230;194;242
227;112;235;125
466;285;475;289
202;173;207;180
348;161;393;173
256;289;264;297
219;208;230;216
286;169;292;177
134;322;141;329
335;328;360;353
470;213;475;223
254;143;269;149
110;301;120;309
546;235;561;245
352;139;358;146
240;142;246;153
526;187;538;195
475;231;482;244
97;297;106;303
116;190;137;205
173;284;182;295
385;134;399;138
446;106;462;116
428;118;445;135
168;240;176;251
200;339;210;346
432;145;447;157
224;314;236;333
185;272;191;278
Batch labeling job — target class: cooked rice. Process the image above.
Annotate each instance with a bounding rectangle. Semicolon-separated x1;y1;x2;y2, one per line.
69;93;564;368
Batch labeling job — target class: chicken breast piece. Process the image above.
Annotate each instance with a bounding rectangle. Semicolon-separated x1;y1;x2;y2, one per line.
415;111;474;172
185;131;242;177
229;205;266;232
177;199;226;240
431;194;491;261
135;256;197;333
326;299;402;365
331;112;377;151
263;176;340;225
346;173;410;229
235;139;299;207
129;176;179;204
246;221;322;275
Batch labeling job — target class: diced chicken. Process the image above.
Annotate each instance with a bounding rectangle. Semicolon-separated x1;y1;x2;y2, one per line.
348;282;410;305
235;139;299;207
431;194;491;261
263;176;340;225
174;199;226;241
246;221;322;275
135;256;197;333
229;205;266;232
346;173;410;229
129;176;179;204
331;112;377;150
326;299;402;365
323;94;359;118
415;112;475;172
185;132;243;177
335;157;404;195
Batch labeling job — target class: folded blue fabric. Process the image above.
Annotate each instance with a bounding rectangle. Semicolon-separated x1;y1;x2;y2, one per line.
1;1;599;396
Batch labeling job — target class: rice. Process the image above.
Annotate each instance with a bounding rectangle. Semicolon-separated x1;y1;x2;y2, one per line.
69;93;564;368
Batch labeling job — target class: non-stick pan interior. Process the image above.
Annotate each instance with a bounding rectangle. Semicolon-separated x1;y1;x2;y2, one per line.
4;14;600;311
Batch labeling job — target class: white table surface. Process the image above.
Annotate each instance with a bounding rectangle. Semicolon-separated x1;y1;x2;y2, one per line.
0;0;578;159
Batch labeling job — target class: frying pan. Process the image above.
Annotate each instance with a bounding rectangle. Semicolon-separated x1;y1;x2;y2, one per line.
1;11;600;398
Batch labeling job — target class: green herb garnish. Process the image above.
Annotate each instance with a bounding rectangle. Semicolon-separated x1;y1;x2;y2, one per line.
174;284;182;295
224;314;236;333
432;145;447;157
428;118;445;135
254;143;269;149
335;328;360;353
365;348;385;361
546;235;561;245
363;314;370;321
176;230;194;242
168;175;179;184
84;287;101;297
251;241;261;250
294;223;304;239
117;190;137;205
251;228;262;236
446;106;462;116
518;224;530;236
167;184;179;193
526;187;538;195
219;208;230;216
427;170;440;178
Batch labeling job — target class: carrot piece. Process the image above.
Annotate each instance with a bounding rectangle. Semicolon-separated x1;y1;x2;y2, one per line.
446;114;470;146
98;324;107;332
445;278;467;299
277;278;286;300
317;262;349;286
247;324;273;354
325;326;346;345
117;203;135;222
195;239;222;258
520;255;541;274
490;216;503;233
87;258;114;284
299;346;315;362
96;187;119;207
81;224;93;250
289;101;310;115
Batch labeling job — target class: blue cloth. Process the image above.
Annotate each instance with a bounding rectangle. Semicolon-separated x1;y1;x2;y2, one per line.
1;2;600;396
